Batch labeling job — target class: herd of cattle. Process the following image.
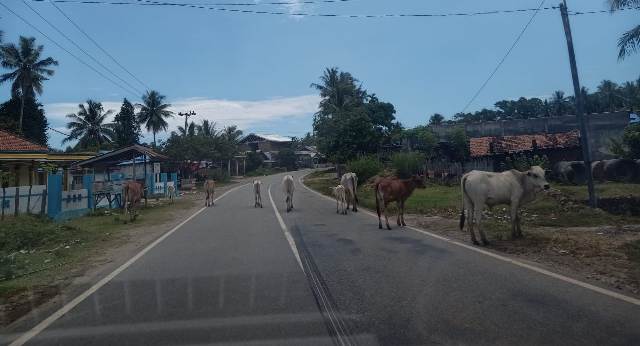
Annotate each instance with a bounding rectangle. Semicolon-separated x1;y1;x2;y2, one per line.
122;159;634;246
552;158;640;185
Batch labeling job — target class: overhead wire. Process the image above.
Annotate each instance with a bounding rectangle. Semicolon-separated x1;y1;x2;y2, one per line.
460;0;546;114
48;0;151;90
0;2;140;98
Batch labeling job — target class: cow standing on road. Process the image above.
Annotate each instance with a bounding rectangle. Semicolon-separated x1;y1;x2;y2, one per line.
253;180;263;208
460;166;550;245
341;172;359;212
167;185;176;203
204;179;216;207
123;181;144;221
375;175;426;230
330;185;347;215
283;175;295;212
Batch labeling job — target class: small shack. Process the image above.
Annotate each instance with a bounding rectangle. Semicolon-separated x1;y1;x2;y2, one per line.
72;145;177;209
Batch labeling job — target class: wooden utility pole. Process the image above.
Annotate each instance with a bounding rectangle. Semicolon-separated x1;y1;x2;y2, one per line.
178;111;196;135
560;0;597;208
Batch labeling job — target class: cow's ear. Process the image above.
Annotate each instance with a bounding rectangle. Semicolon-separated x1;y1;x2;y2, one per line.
527;172;532;176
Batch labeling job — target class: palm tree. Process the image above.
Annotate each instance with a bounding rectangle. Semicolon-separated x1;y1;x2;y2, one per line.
310;67;366;115
197;119;219;137
137;90;173;147
63;100;115;150
429;113;444;126
550;90;569;116
597;80;621;112
0;36;58;133
609;0;640;60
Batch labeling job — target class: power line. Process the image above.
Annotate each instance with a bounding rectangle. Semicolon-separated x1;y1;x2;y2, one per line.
0;2;139;97
22;0;143;96
34;0;354;5
30;0;563;18
48;0;151;90
47;126;70;137
460;0;546;114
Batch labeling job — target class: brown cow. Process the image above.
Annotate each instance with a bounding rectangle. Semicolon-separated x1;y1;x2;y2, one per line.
123;181;144;221
204;179;216;207
375;175;426;230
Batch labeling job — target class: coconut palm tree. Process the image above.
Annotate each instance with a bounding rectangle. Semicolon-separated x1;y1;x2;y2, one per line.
597;80;621;112
609;0;640;60
137;90;173;147
0;36;58;133
197;119;219;137
550;90;569;116
310;67;366;115
63;100;115;150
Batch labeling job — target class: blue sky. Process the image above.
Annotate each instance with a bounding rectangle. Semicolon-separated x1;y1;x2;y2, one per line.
1;0;639;148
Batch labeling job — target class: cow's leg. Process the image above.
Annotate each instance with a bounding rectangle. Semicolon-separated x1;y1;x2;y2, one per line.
336;197;339;213
352;189;358;212
475;206;489;245
516;212;523;238
510;203;519;239
383;202;392;230
396;202;402;226
468;204;480;245
400;200;407;227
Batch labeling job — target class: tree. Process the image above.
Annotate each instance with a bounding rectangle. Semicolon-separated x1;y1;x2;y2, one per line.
610;123;640;158
137;90;173;147
277;148;297;171
113;98;140;147
197;119;219;137
403;125;437;157
63;100;115;150
429;113;444;126
550;90;571;116
609;0;640;59
0;36;58;133
0;97;48;146
446;127;469;163
245;151;264;172
597;80;622;112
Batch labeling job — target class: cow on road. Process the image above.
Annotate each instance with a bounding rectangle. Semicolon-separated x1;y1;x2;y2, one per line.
283;175;295;212
204;179;216;207
253;180;263;208
341;172;359;212
460;166;550;245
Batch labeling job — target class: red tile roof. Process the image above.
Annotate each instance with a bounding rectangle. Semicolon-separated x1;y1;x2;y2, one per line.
0;129;48;152
470;130;580;158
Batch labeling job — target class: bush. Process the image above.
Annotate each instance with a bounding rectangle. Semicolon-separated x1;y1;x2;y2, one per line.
245;152;264;173
277;148;297;171
501;154;549;172
391;152;425;178
347;156;383;182
200;168;230;182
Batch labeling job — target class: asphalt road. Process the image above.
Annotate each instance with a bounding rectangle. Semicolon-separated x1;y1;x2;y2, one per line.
3;170;640;345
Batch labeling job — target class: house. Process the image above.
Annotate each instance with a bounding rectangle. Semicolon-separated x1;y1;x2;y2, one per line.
295;146;326;168
238;133;294;169
0;129;94;187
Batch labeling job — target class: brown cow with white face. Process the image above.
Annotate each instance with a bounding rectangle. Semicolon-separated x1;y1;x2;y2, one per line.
460;166;550;245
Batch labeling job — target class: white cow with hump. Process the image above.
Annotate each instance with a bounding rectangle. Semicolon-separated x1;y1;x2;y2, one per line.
282;175;295;212
460;166;550;245
340;172;358;212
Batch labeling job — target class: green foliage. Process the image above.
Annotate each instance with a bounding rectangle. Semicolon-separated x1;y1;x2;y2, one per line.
391;152;425;178
63;100;116;150
113;98;140;147
446;127;469;163
347;156;382;182
201;168;229;182
245;151;264;172
609;1;640;59
161;122;241;163
610;123;640;159
0;97;48;146
277;148;297;170
429;113;444;126
502;154;549;172
311;67;400;163
0;170;15;188
137;90;173;147
403;125;438;157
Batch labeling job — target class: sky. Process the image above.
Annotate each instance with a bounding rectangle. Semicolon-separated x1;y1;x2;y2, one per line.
1;0;639;149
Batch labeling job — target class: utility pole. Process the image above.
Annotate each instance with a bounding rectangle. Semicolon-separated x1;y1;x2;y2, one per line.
560;0;597;208
178;111;196;135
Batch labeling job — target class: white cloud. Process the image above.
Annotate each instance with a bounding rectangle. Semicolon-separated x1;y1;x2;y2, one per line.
44;94;320;147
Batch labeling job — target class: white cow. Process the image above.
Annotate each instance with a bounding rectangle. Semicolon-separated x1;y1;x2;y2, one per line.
330;185;347;215
340;172;359;212
166;184;176;203
253;180;263;208
460;166;550;245
282;175;295;212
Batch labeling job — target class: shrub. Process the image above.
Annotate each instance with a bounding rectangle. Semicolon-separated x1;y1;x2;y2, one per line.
245;152;264;173
391;152;425;178
502;154;549;171
347;156;383;182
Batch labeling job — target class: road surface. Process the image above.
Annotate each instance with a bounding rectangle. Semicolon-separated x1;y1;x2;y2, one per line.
2;170;639;345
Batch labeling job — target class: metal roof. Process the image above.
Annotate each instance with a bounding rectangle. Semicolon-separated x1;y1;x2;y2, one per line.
73;144;169;168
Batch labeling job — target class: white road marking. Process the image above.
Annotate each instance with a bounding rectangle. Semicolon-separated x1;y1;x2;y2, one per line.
298;174;640;307
267;184;304;271
9;183;250;346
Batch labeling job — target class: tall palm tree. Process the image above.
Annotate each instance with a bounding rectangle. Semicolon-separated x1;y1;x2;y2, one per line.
63;100;115;150
197;119;219;137
550;90;569;116
609;0;640;60
310;67;366;115
137;90;173;146
597;80;621;112
0;36;58;133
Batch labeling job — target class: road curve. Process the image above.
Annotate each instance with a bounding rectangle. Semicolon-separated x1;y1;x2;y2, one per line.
2;170;639;346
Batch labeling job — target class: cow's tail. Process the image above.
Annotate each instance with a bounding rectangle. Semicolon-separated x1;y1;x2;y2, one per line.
375;182;381;218
459;175;468;230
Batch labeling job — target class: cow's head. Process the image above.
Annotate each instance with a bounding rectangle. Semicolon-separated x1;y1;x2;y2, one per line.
412;175;427;189
526;166;550;191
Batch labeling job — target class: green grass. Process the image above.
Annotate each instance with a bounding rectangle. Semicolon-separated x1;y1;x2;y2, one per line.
0;198;195;302
624;240;640;265
303;171;640;227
